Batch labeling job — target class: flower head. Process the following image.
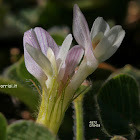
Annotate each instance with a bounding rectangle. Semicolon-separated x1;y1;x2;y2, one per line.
23;27;84;89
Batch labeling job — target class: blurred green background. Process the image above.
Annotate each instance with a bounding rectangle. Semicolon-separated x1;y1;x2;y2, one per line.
1;0;140;139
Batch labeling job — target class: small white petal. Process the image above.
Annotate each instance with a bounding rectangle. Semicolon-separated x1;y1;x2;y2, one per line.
98;45;118;62
84;44;98;70
113;29;125;47
26;43;53;77
99;30;125;62
94;26;125;62
47;48;57;75
105;25;124;46
93;36;111;62
56;34;73;72
90;17;110;40
92;32;104;49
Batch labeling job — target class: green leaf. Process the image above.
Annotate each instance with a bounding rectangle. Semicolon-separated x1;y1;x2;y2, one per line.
0;57;40;111
3;60;20;82
0;77;39;111
97;74;140;136
7;120;56;140
16;56;40;86
114;64;140;87
78;63;115;140
3;57;39;87
16;56;35;80
0;113;7;140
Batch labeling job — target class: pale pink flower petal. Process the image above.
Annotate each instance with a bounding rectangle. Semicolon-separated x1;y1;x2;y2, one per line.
34;27;59;56
63;45;84;82
23;30;46;82
73;4;98;69
73;4;90;48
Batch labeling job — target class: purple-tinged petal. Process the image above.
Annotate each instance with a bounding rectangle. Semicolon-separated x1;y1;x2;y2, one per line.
90;17;110;40
73;4;90;48
63;45;84;82
24;29;40;49
58;62;66;81
63;55;98;111
24;49;46;83
56;34;73;72
34;27;59;56
26;43;53;77
23;31;46;83
73;4;97;68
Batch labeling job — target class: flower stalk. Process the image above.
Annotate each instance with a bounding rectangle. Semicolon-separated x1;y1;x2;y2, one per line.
73;81;91;140
73;94;84;140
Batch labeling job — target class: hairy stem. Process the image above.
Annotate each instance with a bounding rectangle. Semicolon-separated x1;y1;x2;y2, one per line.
73;94;84;140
